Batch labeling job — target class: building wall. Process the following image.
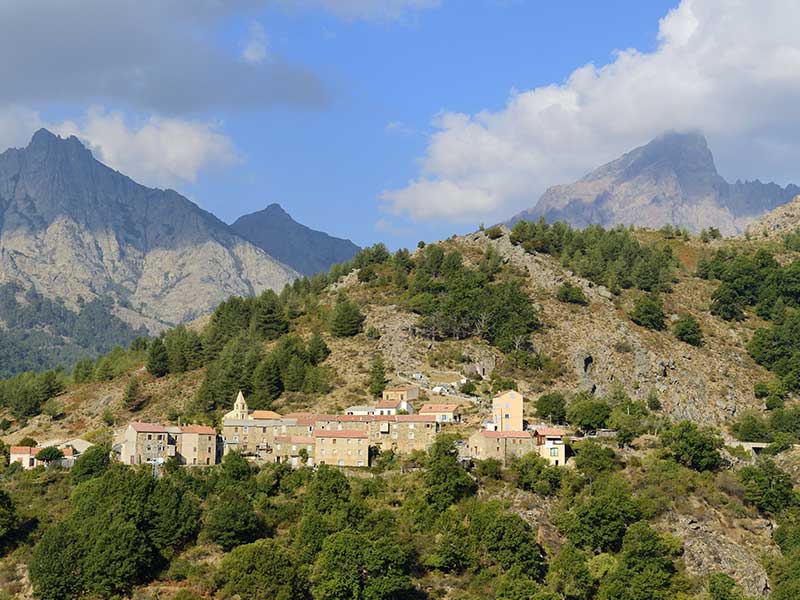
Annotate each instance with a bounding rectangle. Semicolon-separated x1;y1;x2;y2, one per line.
177;432;217;466
315;435;368;467
537;436;566;466
467;432;537;464
492;391;524;432
367;420;439;453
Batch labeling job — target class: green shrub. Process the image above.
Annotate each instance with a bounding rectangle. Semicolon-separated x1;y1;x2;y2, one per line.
629;294;666;330
557;282;589;306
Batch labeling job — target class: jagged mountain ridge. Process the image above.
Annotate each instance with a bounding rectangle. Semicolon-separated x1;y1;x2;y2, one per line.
0;129;299;329
231;203;360;277
508;131;800;235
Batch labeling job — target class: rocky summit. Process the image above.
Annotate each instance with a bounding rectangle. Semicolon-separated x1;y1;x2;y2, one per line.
509;131;800;235
0;129;299;330
231;203;360;277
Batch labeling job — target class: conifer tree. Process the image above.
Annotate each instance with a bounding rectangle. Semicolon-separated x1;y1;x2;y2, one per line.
252;355;284;402
307;331;331;365
368;355;386;397
123;376;142;411
330;294;365;338
251;291;288;340
146;338;169;377
283;356;307;392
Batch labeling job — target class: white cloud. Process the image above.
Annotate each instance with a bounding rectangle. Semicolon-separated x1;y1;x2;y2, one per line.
243;22;269;64
278;0;440;20
55;108;240;188
384;0;800;223
0;106;46;150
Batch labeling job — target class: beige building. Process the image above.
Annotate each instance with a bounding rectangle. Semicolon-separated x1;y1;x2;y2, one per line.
490;390;524;432
273;435;315;467
9;446;42;469
315;430;369;467
380;386;419;414
174;425;217;466
115;422;218;466
419;403;461;423
532;427;567;466
467;430;537;465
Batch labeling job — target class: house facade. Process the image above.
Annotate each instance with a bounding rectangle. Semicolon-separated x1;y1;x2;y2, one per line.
379;386;419;414
467;430;537;464
490;390;524;432
315;430;369;467
532;427;567;466
9;446;42;469
419;403;461;423
115;422;218;466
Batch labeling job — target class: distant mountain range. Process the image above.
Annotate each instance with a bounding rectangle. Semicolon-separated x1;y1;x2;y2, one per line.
232;203;359;277
0;130;358;374
508;131;800;235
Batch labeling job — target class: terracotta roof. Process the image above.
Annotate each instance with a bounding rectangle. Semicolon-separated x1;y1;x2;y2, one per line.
180;425;216;435
533;427;566;437
10;446;41;455
62;447;75;457
420;403;460;413
275;435;315;445
479;430;532;439
129;422;168;433
251;410;283;420
391;414;437;423
315;430;369;439
375;399;404;408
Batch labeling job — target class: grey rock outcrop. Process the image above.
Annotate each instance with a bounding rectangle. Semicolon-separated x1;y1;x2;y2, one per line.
508;131;799;235
0;129;299;329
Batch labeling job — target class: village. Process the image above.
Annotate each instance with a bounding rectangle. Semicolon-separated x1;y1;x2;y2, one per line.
7;385;568;472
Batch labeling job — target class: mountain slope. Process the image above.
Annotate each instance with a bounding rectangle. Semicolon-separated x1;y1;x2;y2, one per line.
509;131;800;235
231;203;360;276
0;129;299;329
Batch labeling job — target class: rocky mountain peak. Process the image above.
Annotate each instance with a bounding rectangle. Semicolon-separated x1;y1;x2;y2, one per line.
509;131;798;235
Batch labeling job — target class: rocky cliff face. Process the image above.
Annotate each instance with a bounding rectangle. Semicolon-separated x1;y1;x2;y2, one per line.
231;203;360;277
741;194;800;240
0;129;299;329
509;132;799;235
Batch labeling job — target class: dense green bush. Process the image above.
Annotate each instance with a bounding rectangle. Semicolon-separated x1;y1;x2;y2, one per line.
673;313;703;346
629;294;666;330
660;421;722;472
557;282;589;305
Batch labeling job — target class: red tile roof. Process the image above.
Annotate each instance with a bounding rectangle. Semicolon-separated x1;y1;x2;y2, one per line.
10;446;41;455
420;403;460;413
251;410;283;420
315;430;368;439
533;428;566;437
180;425;216;435
375;399;404;408
275;435;315;445
129;422;168;433
479;430;532;439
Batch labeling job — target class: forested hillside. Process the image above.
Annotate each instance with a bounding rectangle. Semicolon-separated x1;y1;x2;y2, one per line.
3;219;800;599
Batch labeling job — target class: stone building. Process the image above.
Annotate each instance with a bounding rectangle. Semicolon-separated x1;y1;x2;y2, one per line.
314;430;369;467
467;430;537;465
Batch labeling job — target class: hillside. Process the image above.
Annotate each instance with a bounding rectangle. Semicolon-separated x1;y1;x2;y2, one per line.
3;221;800;599
231;203;360;277
509;131;800;235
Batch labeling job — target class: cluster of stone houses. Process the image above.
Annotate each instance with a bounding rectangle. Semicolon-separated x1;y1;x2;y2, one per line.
467;390;566;466
108;386;566;470
9;438;94;470
114;422;218;466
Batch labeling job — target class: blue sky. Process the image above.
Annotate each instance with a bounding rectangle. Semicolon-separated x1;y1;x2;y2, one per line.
3;1;800;251
192;1;676;247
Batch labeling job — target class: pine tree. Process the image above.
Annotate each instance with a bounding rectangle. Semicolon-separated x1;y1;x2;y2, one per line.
124;376;142;411
368;355;386;397
250;291;288;340
307;331;331;365
283;356;306;392
252;355;284;402
146;338;169;377
330;295;365;338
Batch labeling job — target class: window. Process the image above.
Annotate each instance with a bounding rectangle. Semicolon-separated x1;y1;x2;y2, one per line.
505;403;510;409
332;438;337;445
550;448;559;457
262;427;266;433
408;433;415;440
338;460;344;466
147;434;152;440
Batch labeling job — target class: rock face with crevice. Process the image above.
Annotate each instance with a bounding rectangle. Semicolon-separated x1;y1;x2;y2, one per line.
0;129;299;329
